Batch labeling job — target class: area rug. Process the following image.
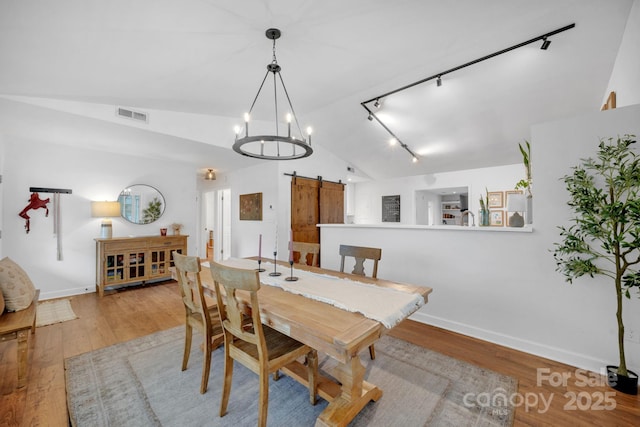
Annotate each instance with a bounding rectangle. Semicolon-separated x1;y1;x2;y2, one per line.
65;326;517;426
36;298;78;327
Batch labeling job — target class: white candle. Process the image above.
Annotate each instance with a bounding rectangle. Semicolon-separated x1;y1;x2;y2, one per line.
258;234;262;261
289;230;293;262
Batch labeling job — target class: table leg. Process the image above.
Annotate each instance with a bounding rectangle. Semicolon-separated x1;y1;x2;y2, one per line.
315;354;383;427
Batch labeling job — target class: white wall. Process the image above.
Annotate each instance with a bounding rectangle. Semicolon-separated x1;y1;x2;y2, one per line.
604;0;640;107
323;104;640;373
353;164;523;224
1;137;197;299
224;143;350;261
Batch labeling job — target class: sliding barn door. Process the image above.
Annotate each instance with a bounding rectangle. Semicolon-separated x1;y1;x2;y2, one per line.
291;176;344;266
291;177;320;243
320;181;345;224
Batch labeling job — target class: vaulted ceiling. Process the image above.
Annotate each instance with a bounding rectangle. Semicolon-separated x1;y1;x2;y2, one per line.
0;0;633;180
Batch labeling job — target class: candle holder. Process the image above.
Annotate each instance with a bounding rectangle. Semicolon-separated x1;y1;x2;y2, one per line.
269;251;281;277
285;260;298;281
256;258;265;272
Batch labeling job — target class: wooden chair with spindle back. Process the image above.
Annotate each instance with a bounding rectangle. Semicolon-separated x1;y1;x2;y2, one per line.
209;261;318;427
292;241;320;267
339;244;383;359
173;252;224;394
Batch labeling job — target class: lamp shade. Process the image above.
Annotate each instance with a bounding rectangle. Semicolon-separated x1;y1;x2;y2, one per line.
507;194;526;212
91;201;121;218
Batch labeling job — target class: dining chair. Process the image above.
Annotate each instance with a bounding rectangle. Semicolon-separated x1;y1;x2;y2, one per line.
173;252;224;394
209;261;318;427
339;244;382;359
292;241;320;267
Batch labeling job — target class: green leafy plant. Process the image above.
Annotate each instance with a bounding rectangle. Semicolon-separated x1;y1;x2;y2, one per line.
479;187;489;211
552;135;640;377
142;197;163;224
515;140;532;192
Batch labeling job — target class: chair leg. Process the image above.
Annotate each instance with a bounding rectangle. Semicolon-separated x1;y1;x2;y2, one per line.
307;350;318;405
182;324;192;371
258;369;270;427
200;329;212;394
369;344;376;360
272;370;280;381
220;347;233;417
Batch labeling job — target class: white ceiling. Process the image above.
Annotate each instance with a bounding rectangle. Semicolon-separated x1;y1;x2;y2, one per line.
0;0;633;180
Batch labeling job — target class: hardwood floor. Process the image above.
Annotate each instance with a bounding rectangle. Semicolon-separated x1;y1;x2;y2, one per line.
1;282;638;426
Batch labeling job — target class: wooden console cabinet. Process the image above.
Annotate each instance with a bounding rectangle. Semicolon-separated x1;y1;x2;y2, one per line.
95;235;187;297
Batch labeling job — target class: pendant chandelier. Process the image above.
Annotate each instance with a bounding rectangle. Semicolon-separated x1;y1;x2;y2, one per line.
233;28;313;160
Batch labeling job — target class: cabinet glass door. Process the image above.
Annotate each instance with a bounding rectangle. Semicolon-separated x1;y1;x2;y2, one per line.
105;254;125;283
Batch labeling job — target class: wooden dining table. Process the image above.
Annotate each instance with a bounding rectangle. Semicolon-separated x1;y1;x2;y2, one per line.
197;258;432;427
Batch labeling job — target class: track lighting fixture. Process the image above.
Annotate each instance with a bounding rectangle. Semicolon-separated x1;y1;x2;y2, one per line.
360;23;575;165
540;37;551;50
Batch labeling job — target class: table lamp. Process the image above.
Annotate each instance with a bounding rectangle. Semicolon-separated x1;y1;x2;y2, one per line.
91;201;121;238
506;193;526;227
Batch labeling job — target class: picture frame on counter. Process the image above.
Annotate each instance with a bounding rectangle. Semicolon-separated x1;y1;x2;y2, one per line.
489;210;504;227
487;191;504;209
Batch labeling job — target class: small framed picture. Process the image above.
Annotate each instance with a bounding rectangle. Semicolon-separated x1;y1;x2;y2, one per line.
489;210;504;227
239;192;263;221
487;191;504;209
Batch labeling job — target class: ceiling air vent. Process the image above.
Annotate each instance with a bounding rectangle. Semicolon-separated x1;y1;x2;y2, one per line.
116;107;148;123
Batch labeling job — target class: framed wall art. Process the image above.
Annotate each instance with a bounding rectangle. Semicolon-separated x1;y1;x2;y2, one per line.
489;210;504;227
239;192;262;221
381;195;400;222
487;191;504;209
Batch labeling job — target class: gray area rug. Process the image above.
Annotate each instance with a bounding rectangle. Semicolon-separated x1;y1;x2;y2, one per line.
65;327;516;426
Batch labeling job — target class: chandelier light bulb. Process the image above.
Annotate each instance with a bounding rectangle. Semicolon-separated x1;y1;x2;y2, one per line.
234;126;241;135
286;113;292;123
412;156;418;163
389;137;397;146
244;113;250;122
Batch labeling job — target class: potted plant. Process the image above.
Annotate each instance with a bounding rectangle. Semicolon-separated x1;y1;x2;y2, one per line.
552;134;639;395
515;140;532;223
171;223;183;235
478;189;490;226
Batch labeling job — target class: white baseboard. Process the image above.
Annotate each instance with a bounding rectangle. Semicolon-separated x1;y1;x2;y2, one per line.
410;312;609;374
39;286;94;301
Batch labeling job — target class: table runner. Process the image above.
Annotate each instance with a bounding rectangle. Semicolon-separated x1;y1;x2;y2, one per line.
204;259;424;328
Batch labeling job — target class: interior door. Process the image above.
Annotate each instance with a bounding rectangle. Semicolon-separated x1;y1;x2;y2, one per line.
291;177;320;244
319;181;345;224
291;177;344;266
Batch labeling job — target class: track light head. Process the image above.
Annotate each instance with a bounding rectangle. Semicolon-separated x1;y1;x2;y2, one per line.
373;99;381;109
436;75;442;87
540;37;551;50
367;113;373;121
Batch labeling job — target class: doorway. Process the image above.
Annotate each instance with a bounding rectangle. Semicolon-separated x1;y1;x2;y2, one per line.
201;188;231;261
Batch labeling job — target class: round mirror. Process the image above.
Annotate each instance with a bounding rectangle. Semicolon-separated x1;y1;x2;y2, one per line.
118;184;165;224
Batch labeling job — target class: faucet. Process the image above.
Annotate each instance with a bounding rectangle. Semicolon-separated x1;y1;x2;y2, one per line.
460;210;475;226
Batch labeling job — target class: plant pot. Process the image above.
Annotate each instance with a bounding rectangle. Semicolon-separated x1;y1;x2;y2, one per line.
606;365;638;395
478;209;490;226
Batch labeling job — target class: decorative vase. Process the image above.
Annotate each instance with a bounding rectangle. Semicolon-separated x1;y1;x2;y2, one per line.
479;209;490;226
525;182;533;224
607;365;638;395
